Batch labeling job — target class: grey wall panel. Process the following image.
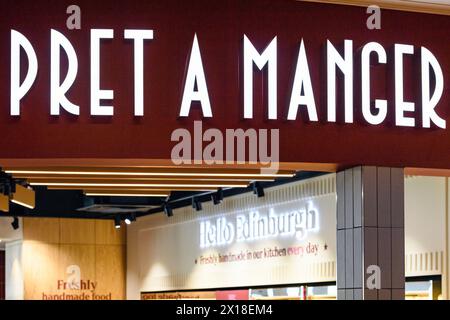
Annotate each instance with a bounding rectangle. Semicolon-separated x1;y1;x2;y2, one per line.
345;229;354;288
345;169;354;229
391;168;404;228
391;228;405;289
337;171;346;230
337;289;346;300
336;166;404;300
345;289;354;300
362;166;377;227
354;288;363;300
363;227;378;270
353;227;362;289
378;228;392;289
377;167;391;228
337;229;346;289
392;288;405;300
378;289;392;300
363;288;378;300
353;167;362;228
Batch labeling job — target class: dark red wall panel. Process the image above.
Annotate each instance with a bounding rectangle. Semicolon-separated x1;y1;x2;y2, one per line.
0;0;449;169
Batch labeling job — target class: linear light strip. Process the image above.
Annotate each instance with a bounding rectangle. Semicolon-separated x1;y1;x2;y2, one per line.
19;176;274;182
6;170;294;178
11;199;35;209
30;182;248;188
85;193;168;197
46;186;219;191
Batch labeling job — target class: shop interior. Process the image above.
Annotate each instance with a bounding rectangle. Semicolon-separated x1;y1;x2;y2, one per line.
0;164;448;300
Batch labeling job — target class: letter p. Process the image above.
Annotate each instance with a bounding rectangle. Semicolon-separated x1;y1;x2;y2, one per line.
11;30;38;116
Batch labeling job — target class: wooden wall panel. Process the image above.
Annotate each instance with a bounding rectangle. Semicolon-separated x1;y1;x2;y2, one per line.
58;245;96;282
95;220;126;245
60;219;96;245
23;218;60;243
95;245;126;300
22;218;126;300
22;242;59;298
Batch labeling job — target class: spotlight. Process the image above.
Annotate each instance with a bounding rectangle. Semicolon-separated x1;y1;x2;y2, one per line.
11;184;35;209
114;215;121;229
163;203;173;217
124;213;136;225
252;182;265;198
11;216;19;230
192;197;202;211
212;188;223;205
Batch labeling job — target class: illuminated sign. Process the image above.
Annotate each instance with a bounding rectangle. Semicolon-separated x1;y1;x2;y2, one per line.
9;29;445;128
199;202;319;248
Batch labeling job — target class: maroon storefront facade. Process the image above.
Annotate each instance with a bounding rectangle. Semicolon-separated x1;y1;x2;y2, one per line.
0;0;449;170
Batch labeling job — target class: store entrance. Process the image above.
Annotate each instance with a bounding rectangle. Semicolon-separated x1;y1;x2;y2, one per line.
140;277;443;300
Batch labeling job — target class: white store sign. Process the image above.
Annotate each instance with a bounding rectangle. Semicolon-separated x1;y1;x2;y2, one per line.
133;175;337;292
199;202;320;249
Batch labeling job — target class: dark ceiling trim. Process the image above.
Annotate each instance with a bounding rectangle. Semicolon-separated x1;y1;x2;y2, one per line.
1;171;327;220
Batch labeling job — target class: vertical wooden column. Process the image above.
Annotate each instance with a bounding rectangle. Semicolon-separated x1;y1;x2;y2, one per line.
336;166;405;300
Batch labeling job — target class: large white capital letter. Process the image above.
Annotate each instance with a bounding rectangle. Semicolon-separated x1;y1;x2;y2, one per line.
287;39;317;121
394;44;415;127
243;35;277;120
124;29;154;116
90;29;114;116
10;30;38;116
179;34;212;117
361;42;387;125
421;47;445;129
326;40;353;123
51;29;79;115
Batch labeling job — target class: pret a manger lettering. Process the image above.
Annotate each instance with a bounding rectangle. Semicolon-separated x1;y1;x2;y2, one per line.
10;29;446;129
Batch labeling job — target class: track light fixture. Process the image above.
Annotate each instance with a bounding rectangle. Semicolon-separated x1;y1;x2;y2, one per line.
163;202;173;217
0;171;15;196
212;188;223;205
11;216;19;230
124;213;137;225
252;182;265;198
11;184;35;209
192;197;202;211
114;215;121;229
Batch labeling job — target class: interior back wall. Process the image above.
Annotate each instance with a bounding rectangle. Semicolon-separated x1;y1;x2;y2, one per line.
20;218;126;300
